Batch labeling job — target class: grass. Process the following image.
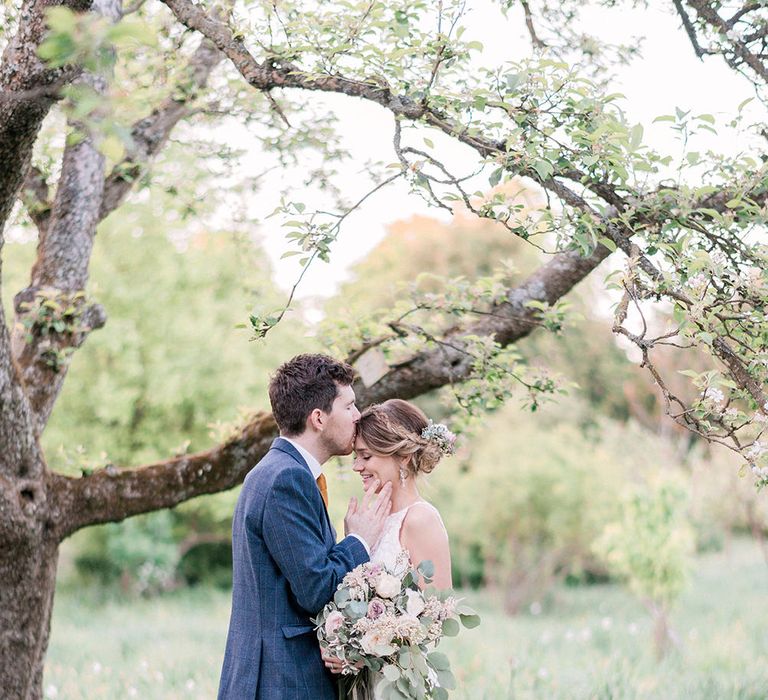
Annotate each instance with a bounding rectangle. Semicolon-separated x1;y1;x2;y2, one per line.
44;538;768;699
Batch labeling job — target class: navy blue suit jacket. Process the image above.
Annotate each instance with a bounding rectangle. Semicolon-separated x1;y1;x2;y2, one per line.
218;437;369;699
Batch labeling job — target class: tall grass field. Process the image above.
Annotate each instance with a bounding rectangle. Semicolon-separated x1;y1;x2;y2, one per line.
45;538;768;699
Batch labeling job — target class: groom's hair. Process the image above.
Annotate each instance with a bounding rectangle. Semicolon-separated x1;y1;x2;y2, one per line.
269;354;355;436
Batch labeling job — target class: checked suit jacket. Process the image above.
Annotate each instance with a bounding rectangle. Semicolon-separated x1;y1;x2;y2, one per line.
217;437;369;700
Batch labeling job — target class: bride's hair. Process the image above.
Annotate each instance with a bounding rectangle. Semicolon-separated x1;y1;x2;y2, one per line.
357;399;443;478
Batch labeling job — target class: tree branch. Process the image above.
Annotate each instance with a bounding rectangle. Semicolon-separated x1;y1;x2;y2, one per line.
685;0;768;84
99;38;222;221
520;0;546;50
50;412;278;539
0;0;94;235
673;0;707;59
352;241;613;406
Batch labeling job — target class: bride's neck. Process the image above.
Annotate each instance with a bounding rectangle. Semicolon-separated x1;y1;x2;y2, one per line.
390;480;421;512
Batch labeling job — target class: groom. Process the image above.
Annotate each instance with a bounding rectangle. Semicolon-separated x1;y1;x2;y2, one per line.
218;353;391;699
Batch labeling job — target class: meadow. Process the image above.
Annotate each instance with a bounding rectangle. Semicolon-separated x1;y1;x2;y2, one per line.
44;538;768;699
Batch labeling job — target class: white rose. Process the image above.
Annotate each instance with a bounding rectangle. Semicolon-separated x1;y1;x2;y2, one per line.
360;628;397;657
404;589;426;618
374;572;401;599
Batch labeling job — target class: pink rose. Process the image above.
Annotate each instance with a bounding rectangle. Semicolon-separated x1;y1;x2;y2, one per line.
367;598;386;619
324;610;345;637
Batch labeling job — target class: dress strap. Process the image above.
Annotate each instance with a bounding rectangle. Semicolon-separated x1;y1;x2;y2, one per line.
399;500;448;537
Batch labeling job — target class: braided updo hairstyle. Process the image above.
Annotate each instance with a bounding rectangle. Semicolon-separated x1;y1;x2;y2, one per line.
357;399;443;479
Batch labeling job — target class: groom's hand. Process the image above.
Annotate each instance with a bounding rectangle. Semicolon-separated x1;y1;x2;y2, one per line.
344;479;392;549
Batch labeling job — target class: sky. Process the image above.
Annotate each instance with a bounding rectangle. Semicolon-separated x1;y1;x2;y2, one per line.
231;1;758;308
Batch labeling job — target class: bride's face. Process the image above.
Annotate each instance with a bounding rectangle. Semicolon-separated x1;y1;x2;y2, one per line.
352;437;402;492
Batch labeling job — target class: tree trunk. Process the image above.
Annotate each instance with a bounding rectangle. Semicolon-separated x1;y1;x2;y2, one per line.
0;532;59;700
650;603;674;661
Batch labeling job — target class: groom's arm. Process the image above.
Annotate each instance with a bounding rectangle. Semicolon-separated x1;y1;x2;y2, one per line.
262;466;369;616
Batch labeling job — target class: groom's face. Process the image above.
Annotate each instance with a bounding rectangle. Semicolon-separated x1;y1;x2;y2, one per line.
320;383;360;456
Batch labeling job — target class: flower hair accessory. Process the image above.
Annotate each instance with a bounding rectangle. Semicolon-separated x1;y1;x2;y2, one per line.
421;420;457;456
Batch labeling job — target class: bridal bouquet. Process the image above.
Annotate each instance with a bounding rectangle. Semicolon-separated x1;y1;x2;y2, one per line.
313;553;479;700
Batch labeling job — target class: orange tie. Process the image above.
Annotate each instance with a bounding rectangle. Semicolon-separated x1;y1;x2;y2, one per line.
316;473;329;509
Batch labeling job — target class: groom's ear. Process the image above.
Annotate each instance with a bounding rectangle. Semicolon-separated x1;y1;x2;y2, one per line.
307;407;326;433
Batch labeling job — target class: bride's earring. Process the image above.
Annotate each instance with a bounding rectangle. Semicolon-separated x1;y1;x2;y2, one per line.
399;465;408;486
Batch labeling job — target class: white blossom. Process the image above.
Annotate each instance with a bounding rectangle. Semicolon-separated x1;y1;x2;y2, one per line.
746;441;766;460
404;589;426;618
374;572;401;599
702;387;725;405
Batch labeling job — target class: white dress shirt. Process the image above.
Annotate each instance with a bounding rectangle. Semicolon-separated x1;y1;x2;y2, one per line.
281;437;370;554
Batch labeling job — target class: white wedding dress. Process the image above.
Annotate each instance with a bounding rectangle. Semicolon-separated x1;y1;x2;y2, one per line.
362;500;447;700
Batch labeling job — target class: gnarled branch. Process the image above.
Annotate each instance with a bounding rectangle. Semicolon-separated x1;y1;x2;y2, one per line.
50;412;278;539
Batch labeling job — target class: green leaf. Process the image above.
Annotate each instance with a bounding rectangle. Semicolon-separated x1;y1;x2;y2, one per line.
100;135;125;161
107;18;158;47
66;130;86;148
598;236;617;252
677;369;700;379
505;73;522;91
45;6;78;32
382;664;400;681
459;613;481;629
436;669;456;690
347;600;367;619
531;159;553;181
38;34;77;67
416;560;434;579
441;617;460;636
427;651;450;671
334;588;350;606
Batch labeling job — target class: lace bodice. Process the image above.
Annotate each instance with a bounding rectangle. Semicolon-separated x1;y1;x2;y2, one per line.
369;500;445;573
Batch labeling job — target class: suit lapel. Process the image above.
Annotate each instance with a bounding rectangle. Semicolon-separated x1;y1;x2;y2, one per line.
271;438;335;537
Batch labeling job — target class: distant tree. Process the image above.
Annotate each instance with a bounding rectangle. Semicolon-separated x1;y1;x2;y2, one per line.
1;1;768;695
593;476;695;660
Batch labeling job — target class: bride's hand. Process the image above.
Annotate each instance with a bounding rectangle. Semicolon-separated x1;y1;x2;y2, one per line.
321;648;364;674
321;648;344;675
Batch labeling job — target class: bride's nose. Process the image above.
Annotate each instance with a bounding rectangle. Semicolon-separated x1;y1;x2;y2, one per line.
352;458;363;472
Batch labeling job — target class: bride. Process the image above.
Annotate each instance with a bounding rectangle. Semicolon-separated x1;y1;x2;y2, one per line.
322;399;454;697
